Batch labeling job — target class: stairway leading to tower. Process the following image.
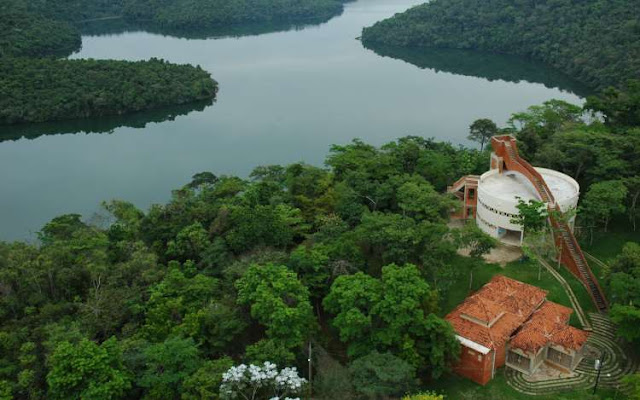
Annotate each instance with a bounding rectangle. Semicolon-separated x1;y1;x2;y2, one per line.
491;135;608;313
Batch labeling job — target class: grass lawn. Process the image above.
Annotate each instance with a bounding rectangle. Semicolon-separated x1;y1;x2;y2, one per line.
581;229;640;263
578;220;640;299
440;255;590;326
425;370;617;400
552;261;598;315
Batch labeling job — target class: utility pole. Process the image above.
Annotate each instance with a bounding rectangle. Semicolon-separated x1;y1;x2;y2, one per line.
308;341;312;400
593;354;605;395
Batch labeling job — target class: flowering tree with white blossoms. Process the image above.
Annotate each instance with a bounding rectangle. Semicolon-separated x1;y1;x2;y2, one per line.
219;361;306;400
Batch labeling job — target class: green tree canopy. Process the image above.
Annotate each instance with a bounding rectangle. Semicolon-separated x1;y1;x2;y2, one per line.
235;263;315;349
468;119;498;151
46;337;131;400
349;351;417;399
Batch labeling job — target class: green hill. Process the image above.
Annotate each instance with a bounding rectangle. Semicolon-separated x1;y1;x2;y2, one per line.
361;0;640;90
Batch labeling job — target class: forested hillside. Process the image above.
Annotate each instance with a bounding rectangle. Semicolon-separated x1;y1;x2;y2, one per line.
361;0;640;90
0;58;217;124
0;8;79;58
0;137;485;399
122;0;349;29
1;81;639;399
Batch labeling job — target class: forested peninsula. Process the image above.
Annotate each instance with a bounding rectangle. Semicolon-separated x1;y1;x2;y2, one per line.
361;0;640;90
0;58;216;125
0;1;220;125
1;0;350;125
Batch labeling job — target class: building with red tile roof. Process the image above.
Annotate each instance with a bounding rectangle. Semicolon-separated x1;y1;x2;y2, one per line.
445;275;589;385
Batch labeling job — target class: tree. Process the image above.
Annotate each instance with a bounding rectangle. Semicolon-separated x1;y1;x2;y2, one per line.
372;264;440;366
314;348;355;400
187;172;218;189
349;351;417;399
224;204;307;254
176;300;249;358
609;305;640;343
468;119;498;151
581;180;628;232
138;337;202;400
585;80;640;129
0;381;11;400
322;272;381;357
510;198;548;233
288;244;331;299
624;176;640;231
235;263;315;350
143;266;218;342
510;199;554;278
324;264;458;374
219;362;306;400
244;339;295;367
46;337;131;400
397;178;457;222
621;373;640;400
182;357;233;400
165;223;211;263
454;221;497;258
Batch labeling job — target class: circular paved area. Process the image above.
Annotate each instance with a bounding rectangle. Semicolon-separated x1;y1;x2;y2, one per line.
505;313;639;395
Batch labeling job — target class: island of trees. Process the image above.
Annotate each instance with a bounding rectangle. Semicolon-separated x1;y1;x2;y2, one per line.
360;0;640;91
0;81;639;399
0;58;217;125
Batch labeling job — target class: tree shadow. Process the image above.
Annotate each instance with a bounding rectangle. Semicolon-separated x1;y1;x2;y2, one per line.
0;99;213;142
77;12;344;40
363;43;591;97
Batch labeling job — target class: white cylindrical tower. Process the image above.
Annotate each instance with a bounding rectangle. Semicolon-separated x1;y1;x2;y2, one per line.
476;167;579;246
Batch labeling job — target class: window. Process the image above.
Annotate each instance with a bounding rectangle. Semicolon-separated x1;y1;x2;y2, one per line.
478;199;516;218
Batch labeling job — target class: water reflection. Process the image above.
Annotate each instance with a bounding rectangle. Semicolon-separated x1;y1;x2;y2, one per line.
0;100;212;142
364;44;590;97
78;13;342;40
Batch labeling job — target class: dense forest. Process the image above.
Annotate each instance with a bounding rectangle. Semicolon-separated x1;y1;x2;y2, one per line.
121;0;349;30
0;58;217;125
1;0;351;58
0;0;354;125
361;0;640;90
0;0;123;57
0;8;79;58
0;0;220;125
1;82;639;399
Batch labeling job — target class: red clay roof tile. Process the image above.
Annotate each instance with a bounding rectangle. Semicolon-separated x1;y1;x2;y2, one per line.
446;275;588;354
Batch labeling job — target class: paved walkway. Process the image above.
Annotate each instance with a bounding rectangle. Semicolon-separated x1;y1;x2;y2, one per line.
538;258;591;330
505;313;639;395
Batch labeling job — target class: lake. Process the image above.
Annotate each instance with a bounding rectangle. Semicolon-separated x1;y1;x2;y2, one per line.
0;0;585;241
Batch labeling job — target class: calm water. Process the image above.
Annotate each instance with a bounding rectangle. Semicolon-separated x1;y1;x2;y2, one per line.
0;0;585;241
